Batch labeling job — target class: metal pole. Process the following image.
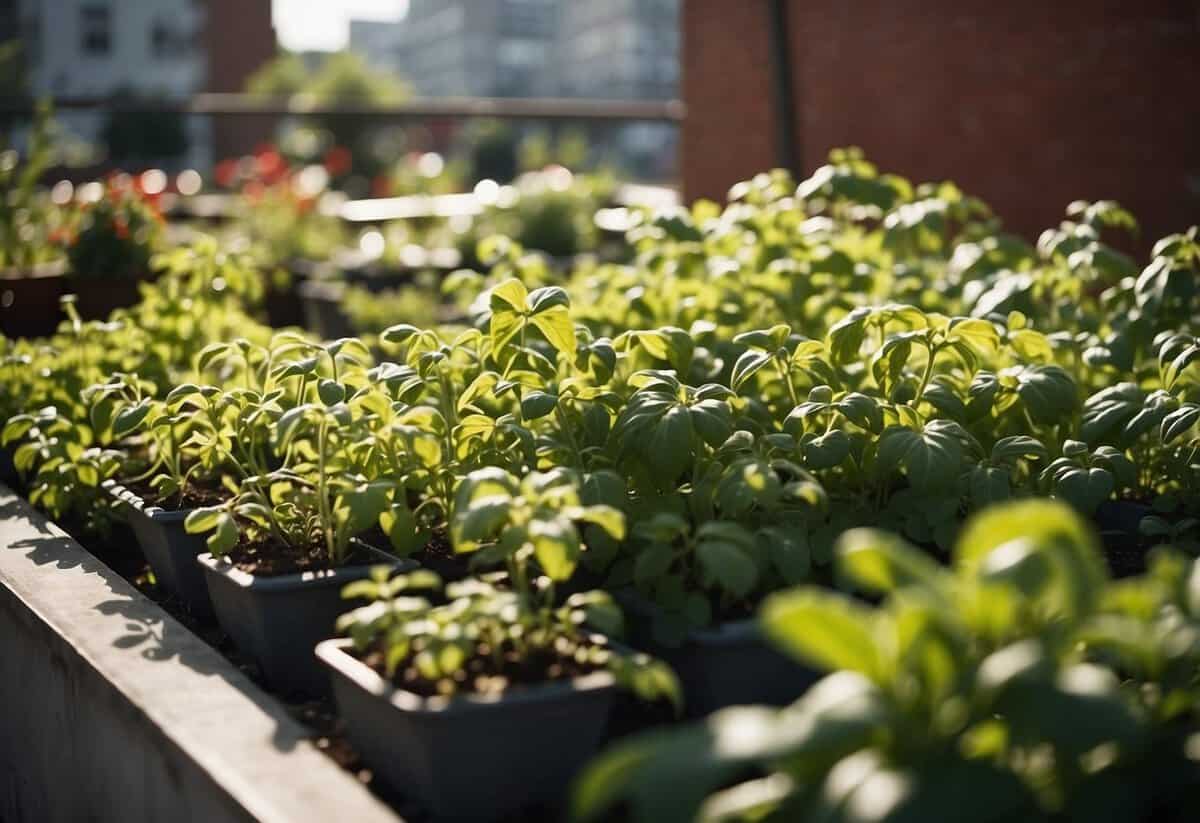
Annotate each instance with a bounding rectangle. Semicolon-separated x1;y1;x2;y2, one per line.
767;0;799;176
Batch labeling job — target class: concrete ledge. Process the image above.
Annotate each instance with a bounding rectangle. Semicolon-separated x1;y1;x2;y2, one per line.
0;485;403;823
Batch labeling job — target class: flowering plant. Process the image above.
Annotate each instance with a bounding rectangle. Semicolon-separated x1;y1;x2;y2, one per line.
63;182;163;280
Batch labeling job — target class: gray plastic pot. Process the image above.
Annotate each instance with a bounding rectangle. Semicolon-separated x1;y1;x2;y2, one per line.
0;445;17;486
106;482;213;617
315;638;615;822
198;543;413;697
616;591;816;717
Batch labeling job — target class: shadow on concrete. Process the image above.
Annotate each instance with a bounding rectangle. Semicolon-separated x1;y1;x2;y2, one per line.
0;490;311;755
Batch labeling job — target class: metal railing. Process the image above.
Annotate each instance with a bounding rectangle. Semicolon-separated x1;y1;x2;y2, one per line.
0;93;685;123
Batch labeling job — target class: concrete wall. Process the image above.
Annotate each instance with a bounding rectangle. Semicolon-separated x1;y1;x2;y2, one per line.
0;485;402;823
681;0;1200;245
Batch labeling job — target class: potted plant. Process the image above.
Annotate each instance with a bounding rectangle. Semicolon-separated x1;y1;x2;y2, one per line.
0;103;71;339
317;467;678;819
574;499;1200;822
184;337;416;694
60;180;164;321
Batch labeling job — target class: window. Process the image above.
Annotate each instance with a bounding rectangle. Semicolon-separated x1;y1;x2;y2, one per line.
80;3;110;55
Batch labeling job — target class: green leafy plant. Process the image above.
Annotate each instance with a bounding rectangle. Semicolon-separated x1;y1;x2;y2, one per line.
336;568;679;706
574;499;1200;822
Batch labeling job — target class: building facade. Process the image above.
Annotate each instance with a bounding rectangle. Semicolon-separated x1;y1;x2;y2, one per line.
381;0;559;98
8;0;274;168
351;0;679;101
553;0;678;101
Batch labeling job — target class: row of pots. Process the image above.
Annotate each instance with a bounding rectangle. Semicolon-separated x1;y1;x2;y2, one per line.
102;480;811;820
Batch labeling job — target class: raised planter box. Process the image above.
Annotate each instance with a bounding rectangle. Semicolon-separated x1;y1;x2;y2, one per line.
0;483;402;823
316;638;615;821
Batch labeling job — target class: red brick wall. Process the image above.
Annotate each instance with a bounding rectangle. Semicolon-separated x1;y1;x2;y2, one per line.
203;0;277;161
682;0;1200;244
680;0;779;203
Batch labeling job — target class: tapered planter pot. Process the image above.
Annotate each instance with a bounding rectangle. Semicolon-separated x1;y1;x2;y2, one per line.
105;482;213;617
0;261;66;339
298;278;354;340
316;638;616;821
71;274;147;321
199;544;413;696
617;592;816;717
0;445;17;487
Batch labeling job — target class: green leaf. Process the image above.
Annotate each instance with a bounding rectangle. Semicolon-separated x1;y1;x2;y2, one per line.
763;527;811;584
761;589;878;675
317;378;345;406
530;306;577;356
1014;365;1077;424
184;506;224;535
990;435;1047;465
1161;404;1200;444
579;504;626;541
1054;466;1114;515
380;323;420;345
112;400;153;437
531;516;581;581
876;421;963;492
634;543;675;587
957;499;1105;620
648;405;694;486
379;503;424;555
521;390;559;420
206;512;239;557
696;540;758;598
731;349;772;391
837;528;948;595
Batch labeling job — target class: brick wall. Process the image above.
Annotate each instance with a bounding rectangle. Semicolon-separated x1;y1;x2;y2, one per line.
204;0;276;161
682;0;1200;244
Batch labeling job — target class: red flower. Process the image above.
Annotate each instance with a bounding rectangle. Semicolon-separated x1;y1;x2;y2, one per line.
214;158;239;189
242;179;266;204
256;149;288;185
113;216;130;240
323;145;352;177
371;174;391;198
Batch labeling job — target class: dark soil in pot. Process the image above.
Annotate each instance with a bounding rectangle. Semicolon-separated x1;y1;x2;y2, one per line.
316;637;617;821
199;540;415;697
105;480;225;618
0;262;66;338
614;589;817;717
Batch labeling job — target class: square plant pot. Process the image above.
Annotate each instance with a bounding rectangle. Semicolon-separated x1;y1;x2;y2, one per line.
199;544;414;697
105;482;214;618
315;638;616;821
0;261;65;339
0;445;18;487
616;591;817;717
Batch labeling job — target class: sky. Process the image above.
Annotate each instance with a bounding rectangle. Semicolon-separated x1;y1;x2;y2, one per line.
272;0;409;53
